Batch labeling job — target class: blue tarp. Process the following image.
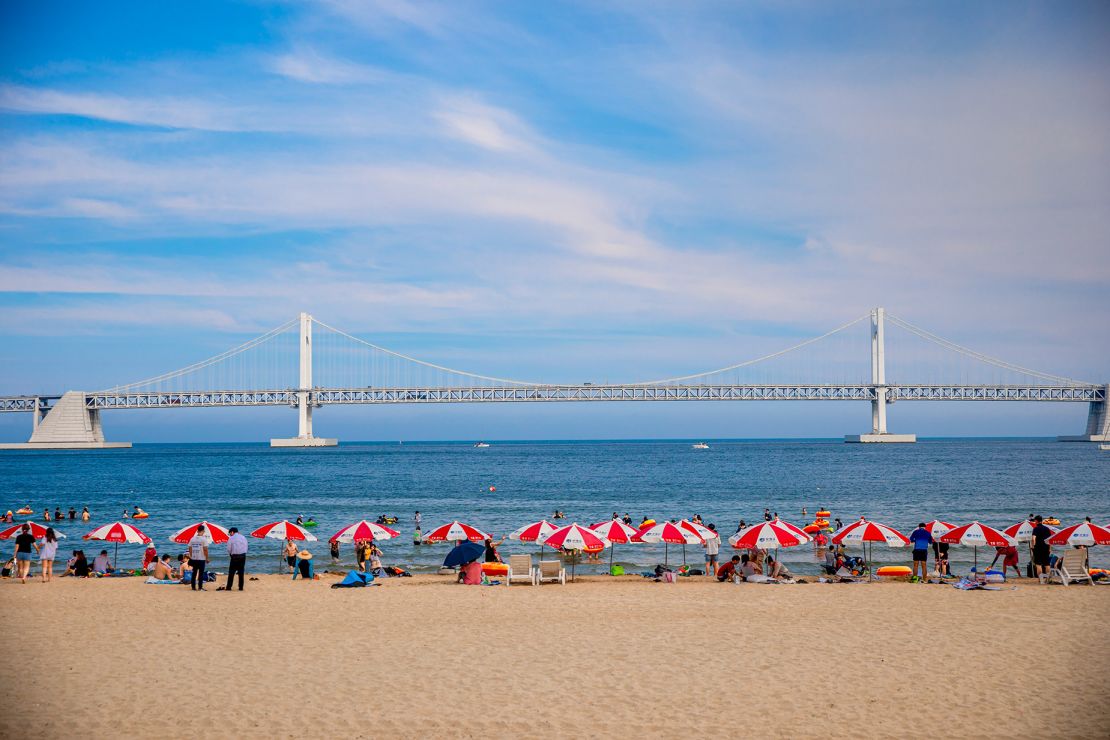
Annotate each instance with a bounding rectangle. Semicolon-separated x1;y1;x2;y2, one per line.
332;570;376;588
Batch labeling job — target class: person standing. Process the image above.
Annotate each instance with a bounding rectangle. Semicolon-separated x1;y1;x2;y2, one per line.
703;523;720;577
34;527;58;583
68;507;76;520
187;524;209;591
908;522;933;582
225;526;248;592
13;524;35;583
1031;515;1053;583
284;539;298;573
81;507;90;522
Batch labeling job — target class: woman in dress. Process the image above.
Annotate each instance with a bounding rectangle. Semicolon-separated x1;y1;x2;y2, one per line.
35;527;59;582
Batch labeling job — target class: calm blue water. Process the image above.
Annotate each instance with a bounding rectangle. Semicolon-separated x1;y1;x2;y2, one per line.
2;439;1107;572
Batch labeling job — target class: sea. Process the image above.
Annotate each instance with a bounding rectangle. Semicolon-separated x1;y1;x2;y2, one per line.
2;439;1107;573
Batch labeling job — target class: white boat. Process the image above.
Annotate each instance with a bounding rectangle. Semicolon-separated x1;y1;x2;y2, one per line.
691;442;710;449
474;442;490;448
1101;442;1110;451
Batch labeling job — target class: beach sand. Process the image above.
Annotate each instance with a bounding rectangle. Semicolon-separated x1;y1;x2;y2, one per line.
1;573;1107;739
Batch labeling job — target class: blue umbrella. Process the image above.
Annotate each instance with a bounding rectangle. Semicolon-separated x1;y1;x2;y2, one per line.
443;541;484;568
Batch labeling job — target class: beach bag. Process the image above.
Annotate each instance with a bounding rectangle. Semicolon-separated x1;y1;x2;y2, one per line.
662;571;678;583
610;565;624;576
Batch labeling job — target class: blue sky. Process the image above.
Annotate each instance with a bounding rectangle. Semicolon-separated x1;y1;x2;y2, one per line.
1;1;1107;441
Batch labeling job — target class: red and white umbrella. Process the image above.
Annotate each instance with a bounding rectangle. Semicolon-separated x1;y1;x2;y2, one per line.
83;521;151;569
766;517;812;544
922;520;957;539
250;520;318;542
329;520;400;544
939;521;1013;572
591;519;641;573
1047;522;1110;547
635;520;702;566
509;520;558;543
729;521;809;550
543;523;610;581
422;520;490;543
0;521;67;540
169;521;230;545
1003;520;1056;543
679;519;719;540
832;519;909;581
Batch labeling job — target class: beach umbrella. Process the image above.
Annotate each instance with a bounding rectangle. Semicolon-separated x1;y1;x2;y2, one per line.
169;521;230;545
938;522;1012;573
1002;520;1056;543
543;523;610;581
832;519;909;580
590;519;640;573
509;520;558;562
329;520;400;544
83;521;151;569
729;521;809;576
1046;522;1110;547
0;521;67;540
676;520;718;565
923;520;957;539
422;520;489;544
635;521;702;567
250;520;318;570
443;541;484;568
767;517;813;544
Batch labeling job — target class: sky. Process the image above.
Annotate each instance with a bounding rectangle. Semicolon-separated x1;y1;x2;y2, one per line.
0;0;1107;442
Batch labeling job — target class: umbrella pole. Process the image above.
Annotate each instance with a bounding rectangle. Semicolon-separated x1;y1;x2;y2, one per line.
664;542;669;568
682;544;687;566
114;541;119;570
609;545;614;575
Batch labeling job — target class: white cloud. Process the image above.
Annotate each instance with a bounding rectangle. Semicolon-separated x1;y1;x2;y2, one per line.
267;48;390;85
433;95;538;154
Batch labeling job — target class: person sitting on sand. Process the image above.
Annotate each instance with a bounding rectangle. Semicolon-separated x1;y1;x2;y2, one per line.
142;544;158;572
177;554;192;583
740;553;761;578
460;559;482;585
152;554;175;580
69;551;90;578
92;550;113;574
765;553;793;580
292;550;315;580
716;555;741;582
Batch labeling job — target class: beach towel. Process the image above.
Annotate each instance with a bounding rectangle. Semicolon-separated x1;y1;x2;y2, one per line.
144;577;183;585
331;570;377;588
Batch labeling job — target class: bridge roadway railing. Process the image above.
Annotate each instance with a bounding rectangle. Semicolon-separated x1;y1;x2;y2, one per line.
0;384;1103;412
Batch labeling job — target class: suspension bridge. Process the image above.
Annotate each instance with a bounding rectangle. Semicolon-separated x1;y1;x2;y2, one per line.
0;307;1105;449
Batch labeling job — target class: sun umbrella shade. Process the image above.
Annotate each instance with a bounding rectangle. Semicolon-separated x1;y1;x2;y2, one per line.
923;520;957;539
423;521;490;543
938;522;1012;547
766;518;812;543
635;521;703;545
832;520;909;547
169;521;230;545
509;520;558;543
250;520;318;541
590;519;640;543
0;522;67;540
1047;522;1110;547
1002;520;1056;542
330;520;400;544
729;521;808;550
83;521;151;544
679;519;719;540
544;523;610;551
443;541;485;568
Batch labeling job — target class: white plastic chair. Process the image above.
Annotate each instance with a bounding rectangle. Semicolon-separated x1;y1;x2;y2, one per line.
506;554;534;586
534;559;566;585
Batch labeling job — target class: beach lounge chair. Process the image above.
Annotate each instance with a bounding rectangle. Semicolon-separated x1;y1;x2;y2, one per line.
1049;549;1093;586
506;554;534;587
534;559;566;586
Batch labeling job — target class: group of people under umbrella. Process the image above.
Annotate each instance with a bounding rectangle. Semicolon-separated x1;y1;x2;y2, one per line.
4;513;1106;582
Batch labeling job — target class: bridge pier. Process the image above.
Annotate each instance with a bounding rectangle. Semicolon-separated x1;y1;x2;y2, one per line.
845;308;916;443
0;391;131;450
1057;383;1110;442
270;312;337;448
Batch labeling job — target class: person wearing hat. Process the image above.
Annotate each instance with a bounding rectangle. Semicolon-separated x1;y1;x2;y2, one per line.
225;527;248;591
292;549;314;580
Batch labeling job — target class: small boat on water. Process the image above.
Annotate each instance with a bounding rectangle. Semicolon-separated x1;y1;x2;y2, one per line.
691;442;710;449
474;442;490;448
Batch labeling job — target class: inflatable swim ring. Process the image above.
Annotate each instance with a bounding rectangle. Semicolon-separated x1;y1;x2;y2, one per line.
640;519;656;528
875;566;912;577
803;524;820;534
1088;568;1108;577
15;508;33;515
814;519;829;528
1043;518;1060;526
133;513;149;519
816;510;831;518
304;521;317;528
481;562;509;577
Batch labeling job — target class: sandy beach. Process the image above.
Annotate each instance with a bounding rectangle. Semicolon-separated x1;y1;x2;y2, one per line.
1;573;1107;740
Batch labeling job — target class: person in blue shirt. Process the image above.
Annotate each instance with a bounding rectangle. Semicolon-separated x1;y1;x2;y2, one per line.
908;523;933;582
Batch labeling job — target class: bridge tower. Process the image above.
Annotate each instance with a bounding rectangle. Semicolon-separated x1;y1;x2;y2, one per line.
0;391;131;450
1058;383;1110;442
270;312;338;448
845;307;916;443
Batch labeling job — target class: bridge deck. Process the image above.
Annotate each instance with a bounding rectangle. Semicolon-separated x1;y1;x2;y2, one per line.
0;384;1103;411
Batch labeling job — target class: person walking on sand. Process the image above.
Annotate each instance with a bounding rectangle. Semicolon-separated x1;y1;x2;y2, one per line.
13;524;35;583
187;524;209;591
225;526;248;591
703;523;719;576
1031;515;1053;583
34;527;59;583
908;522;933;582
284;539;298;574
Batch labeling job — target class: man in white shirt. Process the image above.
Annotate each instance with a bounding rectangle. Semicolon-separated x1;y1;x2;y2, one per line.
703;523;720;577
187;525;210;591
92;550;113;574
225;527;248;591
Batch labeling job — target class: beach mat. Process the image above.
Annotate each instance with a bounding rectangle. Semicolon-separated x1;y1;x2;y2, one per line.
331;571;377;588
